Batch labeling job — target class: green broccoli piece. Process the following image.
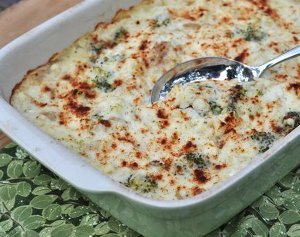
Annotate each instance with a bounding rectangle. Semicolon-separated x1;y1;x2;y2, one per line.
185;153;207;169
256;90;264;96
251;132;275;153
209;101;223;115
227;85;247;112
92;68;114;92
90;44;104;54
241;24;265;42
152;18;170;28
114;27;129;42
125;175;158;193
93;77;112;92
283;112;300;130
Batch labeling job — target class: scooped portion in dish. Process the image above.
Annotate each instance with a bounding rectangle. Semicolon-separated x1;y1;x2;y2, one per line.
10;0;300;200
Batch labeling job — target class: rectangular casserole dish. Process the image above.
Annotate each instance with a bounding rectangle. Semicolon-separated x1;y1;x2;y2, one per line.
0;1;299;236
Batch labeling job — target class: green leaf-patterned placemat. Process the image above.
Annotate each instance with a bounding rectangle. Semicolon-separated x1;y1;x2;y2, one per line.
0;143;299;237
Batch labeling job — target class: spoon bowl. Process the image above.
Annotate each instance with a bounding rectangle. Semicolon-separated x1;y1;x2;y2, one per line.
151;45;300;103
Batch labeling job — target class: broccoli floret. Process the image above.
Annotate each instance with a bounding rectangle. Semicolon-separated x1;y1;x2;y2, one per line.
92;114;103;120
124;175;158;193
209;101;223;115
92;68;114;92
93;78;112;92
227;85;246;112
90;44;104;54
241;24;265;42
256;90;264;96
185;153;207;168
251;132;275;153
283;112;300;130
114;27;129;42
152;18;170;28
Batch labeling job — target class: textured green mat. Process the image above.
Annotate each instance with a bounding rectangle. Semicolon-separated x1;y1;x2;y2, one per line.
0;143;299;237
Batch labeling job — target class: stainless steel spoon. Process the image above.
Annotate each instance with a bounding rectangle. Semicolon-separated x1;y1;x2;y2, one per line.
151;45;300;103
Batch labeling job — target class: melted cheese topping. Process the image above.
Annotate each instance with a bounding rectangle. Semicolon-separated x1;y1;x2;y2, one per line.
11;0;300;200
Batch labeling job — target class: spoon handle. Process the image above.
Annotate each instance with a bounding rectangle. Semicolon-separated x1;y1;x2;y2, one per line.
256;45;300;77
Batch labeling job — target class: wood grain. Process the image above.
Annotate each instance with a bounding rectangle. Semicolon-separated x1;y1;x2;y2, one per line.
0;132;11;147
0;0;82;46
0;0;81;148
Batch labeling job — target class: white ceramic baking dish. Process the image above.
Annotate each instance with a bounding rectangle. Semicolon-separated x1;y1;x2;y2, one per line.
0;1;300;236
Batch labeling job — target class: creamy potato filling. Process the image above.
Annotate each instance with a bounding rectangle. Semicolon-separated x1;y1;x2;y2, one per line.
11;0;300;200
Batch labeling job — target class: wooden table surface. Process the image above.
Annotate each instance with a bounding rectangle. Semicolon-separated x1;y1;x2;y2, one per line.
0;0;82;148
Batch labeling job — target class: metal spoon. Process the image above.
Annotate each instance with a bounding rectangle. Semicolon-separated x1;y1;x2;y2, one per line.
151;45;300;103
